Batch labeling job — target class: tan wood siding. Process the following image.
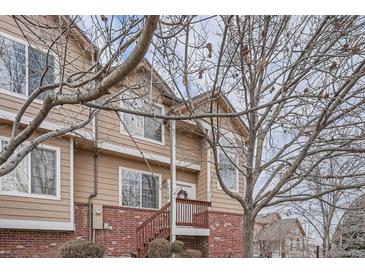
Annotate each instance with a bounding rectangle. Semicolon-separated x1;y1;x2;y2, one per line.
96;74;203;166
74;149;198;207
0;15;93;135
0;124;72;223
196;140;208;201
208;148;245;214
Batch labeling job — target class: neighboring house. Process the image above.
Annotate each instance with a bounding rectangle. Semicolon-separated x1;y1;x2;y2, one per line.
0;16;248;257
332;194;365;257
254;213;306;258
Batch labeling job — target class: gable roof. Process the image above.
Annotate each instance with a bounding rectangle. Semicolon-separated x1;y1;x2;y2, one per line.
174;90;249;138
50;18;248;137
129;61;249;138
57;16;97;60
136;59;182;102
258;218;306;241
256;212;281;225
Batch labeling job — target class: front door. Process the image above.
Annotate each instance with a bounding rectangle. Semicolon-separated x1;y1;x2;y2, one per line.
168;181;196;200
176;182;196;200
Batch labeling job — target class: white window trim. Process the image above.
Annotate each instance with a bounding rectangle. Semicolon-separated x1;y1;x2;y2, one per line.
0;30;60;103
118;166;162;210
0;136;61;200
119;93;165;145
216;134;240;193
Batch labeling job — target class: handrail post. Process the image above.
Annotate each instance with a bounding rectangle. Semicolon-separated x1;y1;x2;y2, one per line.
170;119;177;242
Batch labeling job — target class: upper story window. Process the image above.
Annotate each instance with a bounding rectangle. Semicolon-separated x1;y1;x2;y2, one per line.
120;168;160;209
0;139;60;199
120;91;163;144
296;237;300;248
218;136;238;192
0;33;56;99
28;47;56;99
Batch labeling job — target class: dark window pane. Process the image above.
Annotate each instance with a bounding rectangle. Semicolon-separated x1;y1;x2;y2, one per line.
31;148;56;196
122;92;144;137
28;47;55;99
121;170;141;207
0;140;28;193
144;105;162;142
142;174;159;209
219;149;237;191
0;35;26;94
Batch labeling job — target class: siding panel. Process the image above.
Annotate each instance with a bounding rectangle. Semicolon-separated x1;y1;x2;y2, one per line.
0;125;72;223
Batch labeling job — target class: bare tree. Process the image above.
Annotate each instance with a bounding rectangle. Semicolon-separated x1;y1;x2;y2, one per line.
282;156;365;257
2;15;365;258
153;15;365;257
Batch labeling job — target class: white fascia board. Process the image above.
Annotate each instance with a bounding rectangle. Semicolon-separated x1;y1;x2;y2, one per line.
0;219;74;231
0;109;93;139
174;227;210;236
99;142;200;171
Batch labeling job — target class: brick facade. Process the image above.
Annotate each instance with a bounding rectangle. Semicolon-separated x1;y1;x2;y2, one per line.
0;204;244;257
207;211;244;257
0;203;156;258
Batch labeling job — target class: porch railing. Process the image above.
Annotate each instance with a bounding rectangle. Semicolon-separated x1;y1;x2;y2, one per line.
136;202;171;258
135;198;211;257
176;198;211;228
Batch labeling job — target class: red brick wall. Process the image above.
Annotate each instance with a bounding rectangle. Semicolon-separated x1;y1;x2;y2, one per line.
0;204;86;257
207;211;244;257
93;204;155;257
0;204;244;258
0;203;155;258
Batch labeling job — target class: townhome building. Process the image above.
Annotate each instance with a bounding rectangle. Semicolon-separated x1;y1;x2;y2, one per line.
0;16;248;257
254;213;307;258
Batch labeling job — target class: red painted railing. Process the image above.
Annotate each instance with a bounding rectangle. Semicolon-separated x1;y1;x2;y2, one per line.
136;202;171;258
135;199;211;257
176;198;211;228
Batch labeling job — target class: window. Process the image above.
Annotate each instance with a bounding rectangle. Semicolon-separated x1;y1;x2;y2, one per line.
31;148;57;195
0;139;59;198
0;33;56;99
0;35;26;95
28;47;55;99
120;169;160;209
121;91;163;143
218;136;238;192
0;141;28;193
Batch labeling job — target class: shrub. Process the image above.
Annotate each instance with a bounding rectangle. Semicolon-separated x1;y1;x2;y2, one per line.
170;240;184;254
59;240;104;258
147;239;171;258
183;249;202;258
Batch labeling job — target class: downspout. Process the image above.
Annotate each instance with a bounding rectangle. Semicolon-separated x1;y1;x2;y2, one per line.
169;119;176;242
88;47;99;242
88;113;99;241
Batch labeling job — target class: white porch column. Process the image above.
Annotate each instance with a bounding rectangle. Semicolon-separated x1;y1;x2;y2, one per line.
170;119;177;242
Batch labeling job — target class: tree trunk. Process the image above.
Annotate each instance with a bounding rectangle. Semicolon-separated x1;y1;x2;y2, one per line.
243;211;255;257
323;226;331;257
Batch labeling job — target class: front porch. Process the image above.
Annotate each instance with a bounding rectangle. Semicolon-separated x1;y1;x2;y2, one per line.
136;198;211;257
